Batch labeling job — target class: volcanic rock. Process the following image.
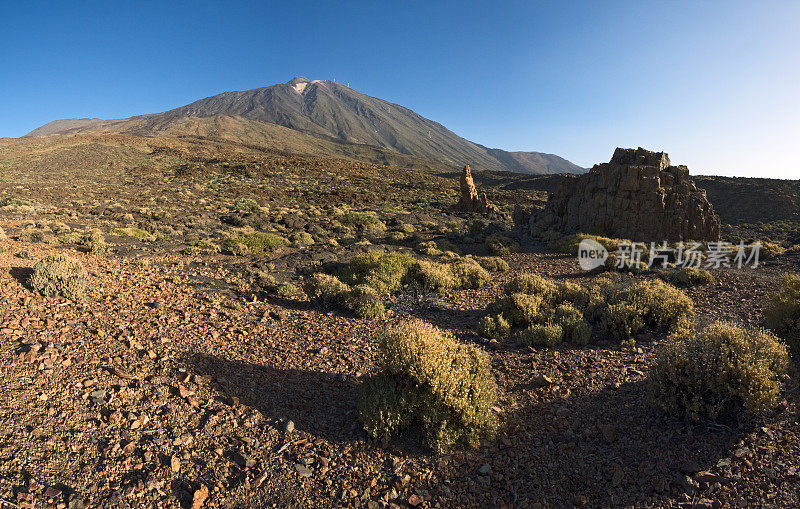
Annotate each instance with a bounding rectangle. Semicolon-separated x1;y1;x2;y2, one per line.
454;165;497;213
532;148;721;241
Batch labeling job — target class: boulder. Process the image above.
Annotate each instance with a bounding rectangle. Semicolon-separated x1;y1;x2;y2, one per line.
532;148;721;241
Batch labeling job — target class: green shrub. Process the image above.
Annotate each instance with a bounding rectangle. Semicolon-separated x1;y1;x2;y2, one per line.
549;303;591;345
57;232;84;245
303;273;350;307
183;239;220;255
275;283;300;298
477;256;509;272
517;323;564;346
407;260;456;294
486;233;519;255
659;267;714;286
359;320;499;453
492;293;547;327
223;232;289;254
764;273;800;347
504;273;557;299
600;302;644;341
338;251;416;295
478;314;510;339
759;241;786;260
415;240;443;256
29;254;88;301
18;227;46;243
291;232;315;246
554;281;590;308
348;284;385;319
449;259;490;289
610;279;693;328
110;227;155;241
339;211;381;226
232;197;260;213
647;321;789;422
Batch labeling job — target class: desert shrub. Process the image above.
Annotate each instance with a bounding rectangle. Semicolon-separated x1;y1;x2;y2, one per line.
338;251;416;295
303;273;350;307
359;320;499;453
659;267;713;286
517;323;564;347
83;229;106;254
477;256;509;272
18;227;46;243
478;314;510;339
29;254;88;301
415;240;443;256
57;232;84;245
232;198;260;213
275;283;300;298
600;302;645;340
348;284;385;319
764;273;800;347
759;241;786;260
407;260;456;294
223;232;289;254
610;279;693;328
555;281;590;308
491;293;547;327
449;259;490;289
504;273;557;300
110;227;155;241
549;303;591;345
647;321;788;422
183;239;220;255
339;211;381;227
291;232;315;246
486;232;519;255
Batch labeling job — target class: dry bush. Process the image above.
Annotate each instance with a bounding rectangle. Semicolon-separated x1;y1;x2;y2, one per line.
347;284;385;319
517;322;563;347
647;321;788;422
449;259;490;289
29;254;88;301
338;251;416;295
302;273;350;307
359;320;499;453
408;260;455;294
476;256;509;272
658;267;713;286
764;273;800;348
223;232;289;254
478;314;510;339
486;232;519;255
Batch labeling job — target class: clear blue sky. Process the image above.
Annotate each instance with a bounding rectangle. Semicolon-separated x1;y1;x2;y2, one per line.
2;1;798;177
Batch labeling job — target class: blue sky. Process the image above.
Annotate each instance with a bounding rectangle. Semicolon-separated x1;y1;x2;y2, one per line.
1;1;798;177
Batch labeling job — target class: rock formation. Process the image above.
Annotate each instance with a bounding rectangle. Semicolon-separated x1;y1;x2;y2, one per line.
532;148;721;242
454;165;496;213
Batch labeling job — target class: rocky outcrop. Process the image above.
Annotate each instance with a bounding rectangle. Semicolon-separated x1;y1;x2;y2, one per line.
532;148;721;241
454;165;497;213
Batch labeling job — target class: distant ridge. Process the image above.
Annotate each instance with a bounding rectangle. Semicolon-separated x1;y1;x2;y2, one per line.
24;77;585;175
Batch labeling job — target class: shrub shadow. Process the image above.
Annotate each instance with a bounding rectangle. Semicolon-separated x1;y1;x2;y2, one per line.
445;380;746;507
182;353;362;443
9;266;33;287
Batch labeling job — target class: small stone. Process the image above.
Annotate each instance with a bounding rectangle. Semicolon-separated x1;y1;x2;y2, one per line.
191;485;209;509
478;463;491;475
533;374;552;387
408;494;423;507
284;420;295;433
294;464;313;478
170;455;181;473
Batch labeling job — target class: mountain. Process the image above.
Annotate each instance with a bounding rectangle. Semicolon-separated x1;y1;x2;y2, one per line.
24;77;585;175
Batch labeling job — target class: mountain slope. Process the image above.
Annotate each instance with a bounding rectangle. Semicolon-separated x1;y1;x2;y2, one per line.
24;77;585;175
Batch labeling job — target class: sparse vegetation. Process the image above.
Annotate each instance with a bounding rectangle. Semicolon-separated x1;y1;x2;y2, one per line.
223;231;289;254
359;320;499;453
647;321;788;422
29;254;88;301
764;273;800;348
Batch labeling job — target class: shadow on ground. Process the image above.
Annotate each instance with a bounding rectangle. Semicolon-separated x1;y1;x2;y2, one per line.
9;267;33;287
443;379;744;507
182;353;363;443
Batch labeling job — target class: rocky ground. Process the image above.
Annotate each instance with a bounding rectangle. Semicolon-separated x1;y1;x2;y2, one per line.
0;143;799;508
0;232;798;508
